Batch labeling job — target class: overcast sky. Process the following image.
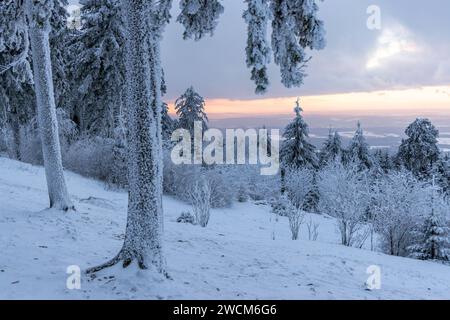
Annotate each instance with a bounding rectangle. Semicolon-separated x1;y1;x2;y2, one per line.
67;0;450;136
160;0;450;100
68;0;450;100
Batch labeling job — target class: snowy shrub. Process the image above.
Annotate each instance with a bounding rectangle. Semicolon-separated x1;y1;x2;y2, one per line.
237;184;249;203
189;178;212;227
270;196;290;217
163;152;235;208
318;161;371;247
177;211;195;224
284;166;314;209
233;165;279;202
203;168;235;208
64;137;115;182
307;217;320;241
19;111;77;167
372;169;425;256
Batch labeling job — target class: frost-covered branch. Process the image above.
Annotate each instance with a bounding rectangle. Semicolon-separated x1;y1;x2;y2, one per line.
177;0;224;40
243;0;272;94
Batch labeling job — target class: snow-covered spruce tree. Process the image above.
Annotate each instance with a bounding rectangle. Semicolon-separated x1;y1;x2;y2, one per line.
88;0;325;274
50;0;71;111
303;171;320;213
280;98;317;193
281;98;317;169
397;118;440;179
373;148;392;174
69;0;125;137
175;86;208;134
243;0;271;94
0;1;35;160
408;180;450;261
13;0;73;211
319;129;342;167
346;122;372;170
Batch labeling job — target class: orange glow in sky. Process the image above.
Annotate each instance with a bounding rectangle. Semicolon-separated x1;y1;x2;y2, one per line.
168;85;450;119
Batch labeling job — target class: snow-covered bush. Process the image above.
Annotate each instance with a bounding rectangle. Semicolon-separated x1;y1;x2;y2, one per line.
203;168;235;208
242;167;279;202
284;166;314;209
64;137;115;182
177;211;195;224
372;169;425;256
318;161;371;247
163;152;237;208
189;179;212;227
19;110;77;166
270;195;289;217
237;184;249;203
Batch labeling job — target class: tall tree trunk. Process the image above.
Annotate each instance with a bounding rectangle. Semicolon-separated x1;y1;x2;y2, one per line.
27;6;73;211
87;0;166;274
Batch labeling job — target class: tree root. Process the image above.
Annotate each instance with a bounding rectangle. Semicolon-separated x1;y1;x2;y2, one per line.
85;250;171;279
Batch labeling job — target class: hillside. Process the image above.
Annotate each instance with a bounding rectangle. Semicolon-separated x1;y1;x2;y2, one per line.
1;157;450;300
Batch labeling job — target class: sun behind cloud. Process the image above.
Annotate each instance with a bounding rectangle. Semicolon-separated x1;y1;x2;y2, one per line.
366;24;421;70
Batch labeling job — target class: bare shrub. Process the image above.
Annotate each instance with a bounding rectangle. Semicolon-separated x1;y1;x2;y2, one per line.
307;217;320;241
286;196;306;240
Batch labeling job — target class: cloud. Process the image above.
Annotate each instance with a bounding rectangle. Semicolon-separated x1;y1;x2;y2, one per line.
366;24;420;69
69;0;450;101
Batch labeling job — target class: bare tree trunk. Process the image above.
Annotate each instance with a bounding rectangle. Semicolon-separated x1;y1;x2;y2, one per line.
87;0;166;274
27;5;73;211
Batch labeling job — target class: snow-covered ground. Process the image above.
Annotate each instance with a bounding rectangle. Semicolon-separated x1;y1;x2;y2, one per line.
1;157;450;300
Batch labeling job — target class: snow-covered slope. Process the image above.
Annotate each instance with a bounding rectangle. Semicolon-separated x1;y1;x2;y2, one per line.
1;157;450;300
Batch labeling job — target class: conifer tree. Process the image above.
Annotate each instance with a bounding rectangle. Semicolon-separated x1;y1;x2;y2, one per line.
69;0;125;137
346;122;372;170
397;118;440;179
280;98;317;194
175;86;208;134
409;178;450;261
280;98;317;169
320;129;342;167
